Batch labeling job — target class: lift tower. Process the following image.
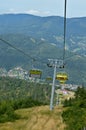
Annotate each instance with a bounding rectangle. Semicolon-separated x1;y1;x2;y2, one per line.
47;59;63;110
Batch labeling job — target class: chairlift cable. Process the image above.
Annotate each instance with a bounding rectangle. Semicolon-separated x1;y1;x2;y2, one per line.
0;37;49;70
0;38;36;61
63;0;67;65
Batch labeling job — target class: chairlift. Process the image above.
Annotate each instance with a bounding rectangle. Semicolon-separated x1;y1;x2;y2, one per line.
29;69;42;78
56;72;68;84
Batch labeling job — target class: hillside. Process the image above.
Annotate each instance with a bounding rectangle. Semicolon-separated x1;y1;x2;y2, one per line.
0;14;86;55
0;80;85;130
0;14;86;85
0;77;51;103
0;106;66;130
0;34;86;85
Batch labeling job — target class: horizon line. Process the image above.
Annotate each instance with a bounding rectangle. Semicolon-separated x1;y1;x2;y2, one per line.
0;13;86;19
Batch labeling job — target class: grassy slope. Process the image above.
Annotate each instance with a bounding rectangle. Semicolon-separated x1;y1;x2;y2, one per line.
0;106;66;130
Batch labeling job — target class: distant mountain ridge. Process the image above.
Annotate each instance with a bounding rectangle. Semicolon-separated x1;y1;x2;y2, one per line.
0;14;86;55
0;14;86;85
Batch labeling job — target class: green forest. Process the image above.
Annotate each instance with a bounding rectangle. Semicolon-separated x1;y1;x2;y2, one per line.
0;77;51;123
62;87;86;130
0;77;51;102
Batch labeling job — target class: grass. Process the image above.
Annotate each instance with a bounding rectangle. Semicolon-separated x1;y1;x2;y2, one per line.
0;105;66;130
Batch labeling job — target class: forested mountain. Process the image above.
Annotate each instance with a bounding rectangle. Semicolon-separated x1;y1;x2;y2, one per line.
0;14;86;85
0;14;86;55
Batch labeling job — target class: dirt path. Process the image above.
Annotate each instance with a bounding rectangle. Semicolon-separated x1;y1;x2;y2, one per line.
0;106;66;130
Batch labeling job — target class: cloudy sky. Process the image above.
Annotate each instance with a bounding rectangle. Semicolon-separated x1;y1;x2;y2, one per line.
0;0;86;17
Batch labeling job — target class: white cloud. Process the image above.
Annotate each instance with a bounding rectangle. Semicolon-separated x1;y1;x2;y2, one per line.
26;10;39;15
0;8;51;16
25;9;51;16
